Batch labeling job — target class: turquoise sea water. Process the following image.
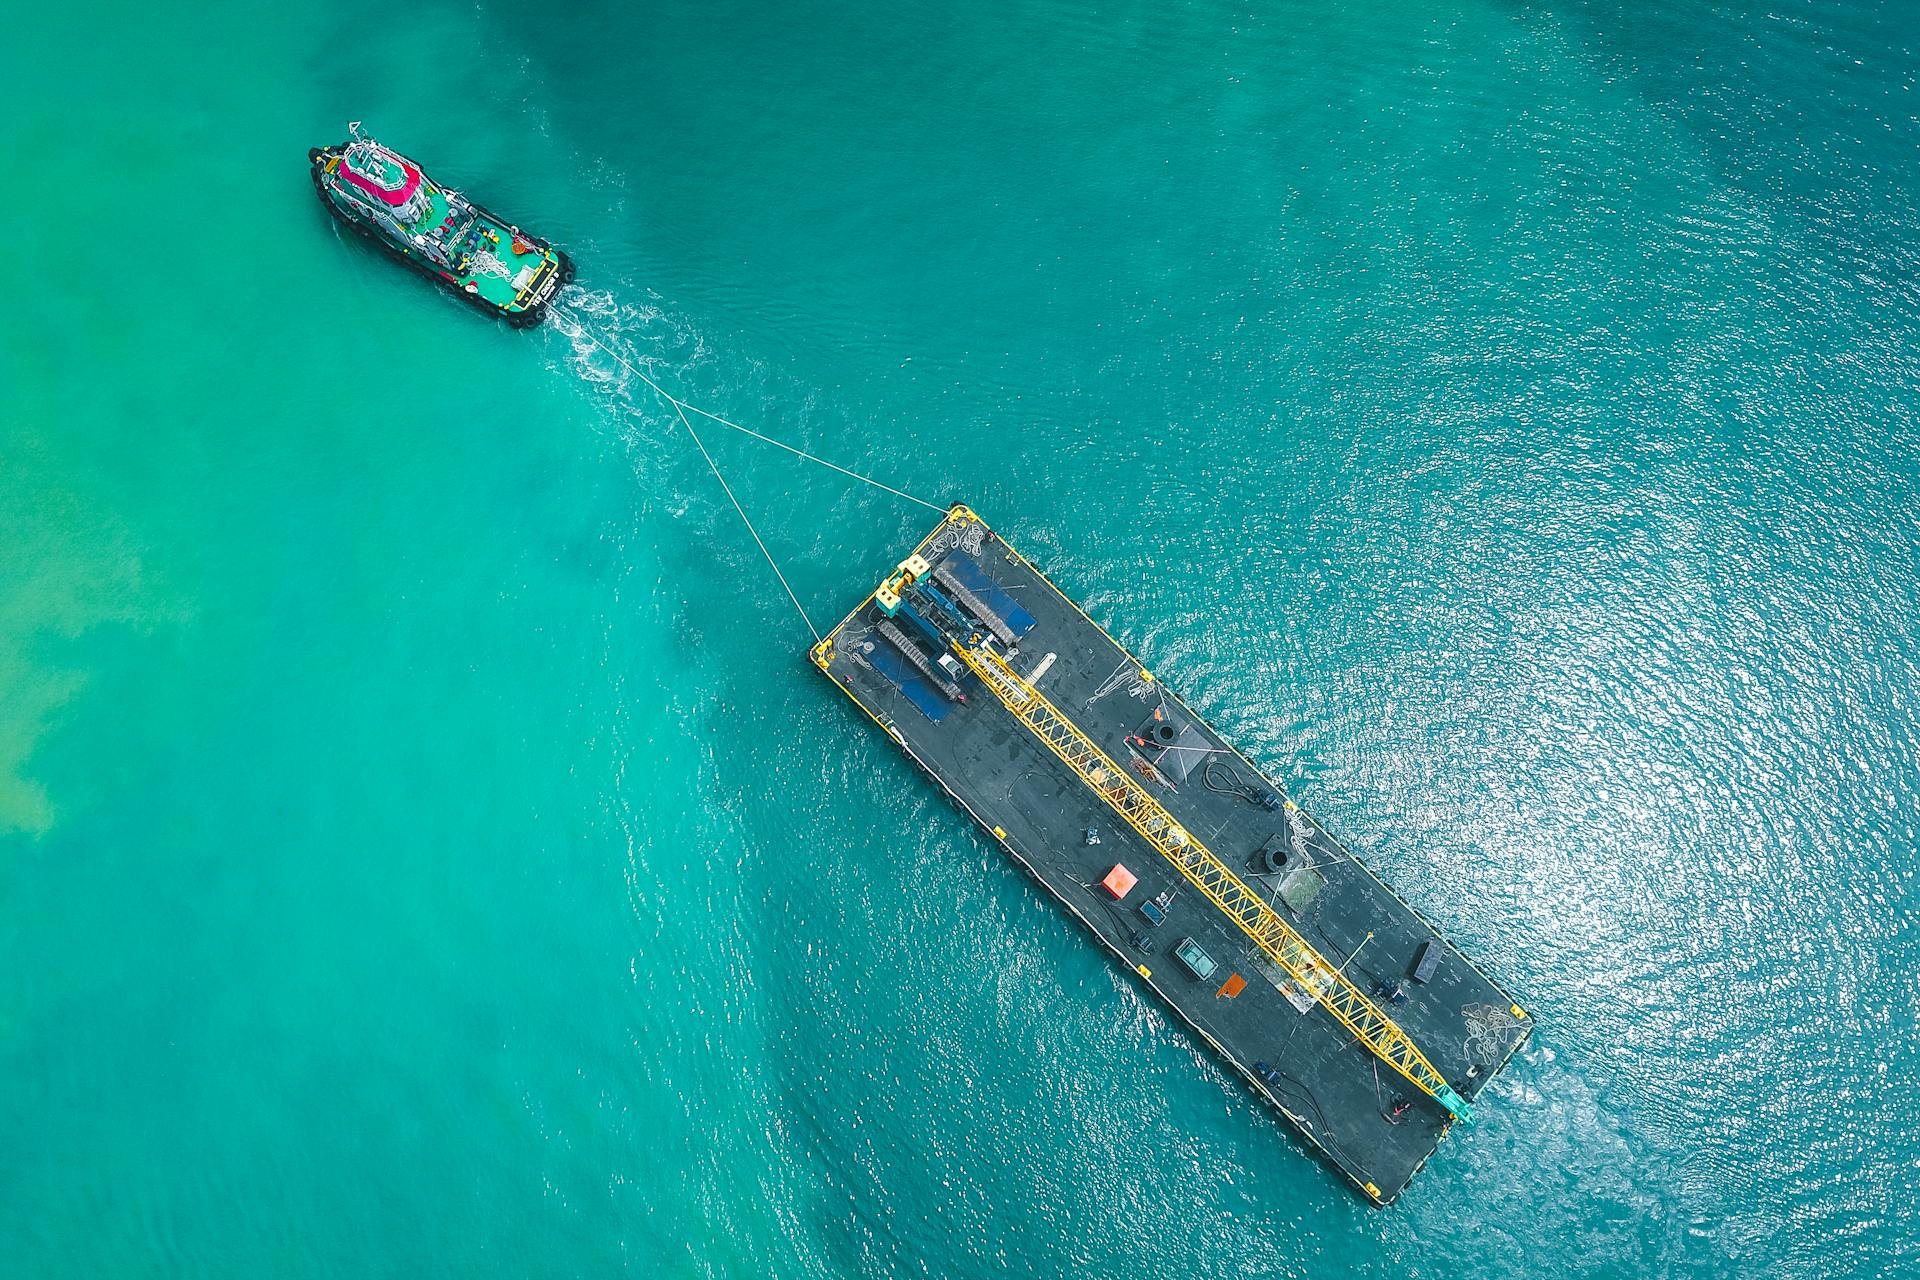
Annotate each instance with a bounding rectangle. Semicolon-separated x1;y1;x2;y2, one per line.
5;1;1917;1275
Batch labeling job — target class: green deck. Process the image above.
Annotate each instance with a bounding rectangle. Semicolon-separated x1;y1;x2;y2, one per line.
411;187;554;309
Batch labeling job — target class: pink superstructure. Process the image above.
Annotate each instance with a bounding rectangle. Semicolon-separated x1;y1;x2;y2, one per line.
338;146;423;207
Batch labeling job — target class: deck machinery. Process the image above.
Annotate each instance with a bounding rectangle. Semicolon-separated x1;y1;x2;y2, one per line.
813;505;1531;1205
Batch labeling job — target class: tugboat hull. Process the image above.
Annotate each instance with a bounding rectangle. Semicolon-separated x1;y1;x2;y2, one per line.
309;134;574;328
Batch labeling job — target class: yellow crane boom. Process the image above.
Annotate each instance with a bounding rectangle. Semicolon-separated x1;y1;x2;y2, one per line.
952;641;1475;1122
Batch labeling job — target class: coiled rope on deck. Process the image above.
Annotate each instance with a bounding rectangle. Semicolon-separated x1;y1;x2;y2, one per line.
553;306;947;640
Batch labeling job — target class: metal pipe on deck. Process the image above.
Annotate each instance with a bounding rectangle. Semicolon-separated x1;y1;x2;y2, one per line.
877;619;966;701
932;563;1017;645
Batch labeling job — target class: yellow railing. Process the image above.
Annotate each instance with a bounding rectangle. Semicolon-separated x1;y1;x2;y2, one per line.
953;641;1473;1122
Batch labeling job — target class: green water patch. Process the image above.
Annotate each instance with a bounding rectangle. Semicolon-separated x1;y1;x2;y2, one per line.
0;429;172;836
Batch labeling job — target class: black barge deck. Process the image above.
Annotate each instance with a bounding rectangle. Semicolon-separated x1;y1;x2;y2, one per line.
812;505;1530;1204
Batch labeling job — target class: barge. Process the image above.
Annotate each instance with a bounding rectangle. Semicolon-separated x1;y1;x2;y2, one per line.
813;505;1531;1204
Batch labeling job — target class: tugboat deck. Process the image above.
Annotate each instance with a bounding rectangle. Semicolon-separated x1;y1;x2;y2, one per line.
813;506;1531;1204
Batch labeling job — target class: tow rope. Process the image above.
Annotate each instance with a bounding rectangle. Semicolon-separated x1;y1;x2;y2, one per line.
549;304;947;641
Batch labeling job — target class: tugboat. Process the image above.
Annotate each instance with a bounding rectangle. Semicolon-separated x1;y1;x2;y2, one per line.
309;123;574;327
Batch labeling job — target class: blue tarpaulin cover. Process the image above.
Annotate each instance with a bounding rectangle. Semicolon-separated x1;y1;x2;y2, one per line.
944;552;1037;637
864;641;950;722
